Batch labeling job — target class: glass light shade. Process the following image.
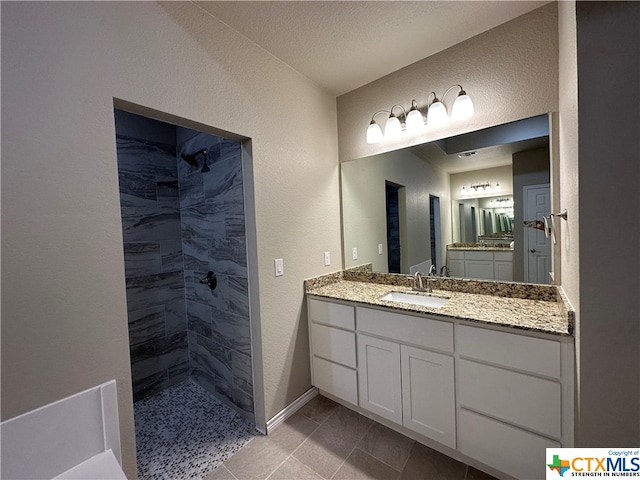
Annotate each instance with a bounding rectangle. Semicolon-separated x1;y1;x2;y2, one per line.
366;121;383;144
494;183;501;192
385;115;402;140
405;108;424;132
426;101;447;125
451;92;474;120
461;186;467;195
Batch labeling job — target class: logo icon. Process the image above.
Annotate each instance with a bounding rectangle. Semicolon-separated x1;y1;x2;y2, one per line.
547;454;571;477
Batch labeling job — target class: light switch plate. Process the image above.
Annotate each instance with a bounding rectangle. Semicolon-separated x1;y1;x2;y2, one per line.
324;251;331;266
274;258;284;277
352;247;358;260
378;244;383;255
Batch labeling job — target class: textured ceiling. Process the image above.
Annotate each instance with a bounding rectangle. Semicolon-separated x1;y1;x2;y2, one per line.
195;1;550;96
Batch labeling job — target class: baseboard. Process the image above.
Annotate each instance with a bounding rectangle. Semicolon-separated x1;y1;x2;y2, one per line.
266;386;318;434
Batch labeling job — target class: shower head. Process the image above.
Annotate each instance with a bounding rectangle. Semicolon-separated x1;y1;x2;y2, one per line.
180;149;207;168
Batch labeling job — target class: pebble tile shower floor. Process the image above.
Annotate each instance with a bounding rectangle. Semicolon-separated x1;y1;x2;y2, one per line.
134;381;257;480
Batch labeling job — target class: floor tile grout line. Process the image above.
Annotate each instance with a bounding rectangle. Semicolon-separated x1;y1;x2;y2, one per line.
328;420;374;480
353;446;404;475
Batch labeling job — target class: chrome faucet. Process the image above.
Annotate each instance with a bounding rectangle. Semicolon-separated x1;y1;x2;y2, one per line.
440;265;450;277
428;264;437;276
413;271;432;293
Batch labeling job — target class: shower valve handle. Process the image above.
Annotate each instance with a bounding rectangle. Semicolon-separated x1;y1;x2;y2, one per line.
200;271;217;291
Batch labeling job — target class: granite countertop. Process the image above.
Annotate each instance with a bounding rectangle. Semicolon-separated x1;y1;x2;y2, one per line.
305;270;574;337
447;243;513;251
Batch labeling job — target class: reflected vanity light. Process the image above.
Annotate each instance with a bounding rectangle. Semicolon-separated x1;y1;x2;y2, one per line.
366;84;474;144
461;182;501;195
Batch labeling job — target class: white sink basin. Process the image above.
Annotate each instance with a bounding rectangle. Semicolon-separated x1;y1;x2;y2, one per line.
381;291;449;308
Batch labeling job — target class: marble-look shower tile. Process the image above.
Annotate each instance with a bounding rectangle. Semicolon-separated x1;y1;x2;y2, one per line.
118;172;157;207
232;350;253;397
116;135;177;174
228;276;249;318
161;239;184;273
182;236;212;272
121;205;182;242
210;237;247;277
125;271;185;312
187;300;213;337
196;335;234;376
131;332;189;384
224;200;246;238
219;138;241;165
123;242;162;278
165;299;187;336
156;179;180;208
203;157;243;201
128;305;166;346
168;360;190;383
212;366;254;421
180;203;226;240
132;370;168;402
178;169;204;207
211;308;251;356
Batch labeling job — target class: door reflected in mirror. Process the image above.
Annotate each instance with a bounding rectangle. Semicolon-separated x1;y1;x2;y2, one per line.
341;114;552;284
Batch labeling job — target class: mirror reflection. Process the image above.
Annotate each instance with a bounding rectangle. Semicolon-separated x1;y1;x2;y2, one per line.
341;114;552;284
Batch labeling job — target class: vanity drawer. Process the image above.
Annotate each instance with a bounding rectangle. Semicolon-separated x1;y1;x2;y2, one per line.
447;250;464;260
458;408;560;480
494;251;513;261
458;359;561;439
464;250;493;260
456;325;561;378
308;298;355;330
311;323;356;368
312;356;358;405
356;307;453;353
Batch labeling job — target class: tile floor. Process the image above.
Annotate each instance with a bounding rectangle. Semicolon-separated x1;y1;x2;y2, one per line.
206;395;497;480
134;381;257;480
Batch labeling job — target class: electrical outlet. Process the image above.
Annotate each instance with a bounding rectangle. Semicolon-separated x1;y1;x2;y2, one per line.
324;251;331;266
378;244;383;255
274;258;284;277
352;247;358;260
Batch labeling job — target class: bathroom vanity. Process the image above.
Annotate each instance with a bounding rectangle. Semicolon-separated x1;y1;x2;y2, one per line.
305;271;574;480
446;244;514;281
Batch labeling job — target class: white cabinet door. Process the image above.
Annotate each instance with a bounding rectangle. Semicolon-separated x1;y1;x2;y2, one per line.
401;345;456;448
357;334;402;424
448;258;465;278
494;260;513;281
465;259;494;280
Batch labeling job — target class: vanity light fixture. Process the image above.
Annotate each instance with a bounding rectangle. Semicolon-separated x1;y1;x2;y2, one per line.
461;182;501;195
366;84;474;144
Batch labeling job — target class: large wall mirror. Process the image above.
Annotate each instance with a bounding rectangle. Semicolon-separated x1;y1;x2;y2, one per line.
341;114;553;284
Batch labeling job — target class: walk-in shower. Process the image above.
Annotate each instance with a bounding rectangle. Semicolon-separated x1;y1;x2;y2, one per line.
114;109;255;478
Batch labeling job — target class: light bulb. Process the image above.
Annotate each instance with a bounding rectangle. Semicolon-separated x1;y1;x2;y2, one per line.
405;108;424;133
385;114;402;140
452;90;474;120
366;121;383;144
427;100;447;125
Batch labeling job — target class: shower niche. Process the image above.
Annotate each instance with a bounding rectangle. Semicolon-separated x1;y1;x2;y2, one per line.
114;109;254;423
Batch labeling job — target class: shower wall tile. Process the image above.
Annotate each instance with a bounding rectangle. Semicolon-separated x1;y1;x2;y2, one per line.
232;351;253;397
178;131;252;418
211;309;251;356
128;305;166;346
210;237;247;276
120;206;182;242
161;240;184;272
156;179;180;208
125;271;184;313
182;236;212;272
131;331;189;400
228;276;250;318
123;242;162;278
165;300;187;336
